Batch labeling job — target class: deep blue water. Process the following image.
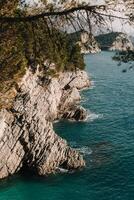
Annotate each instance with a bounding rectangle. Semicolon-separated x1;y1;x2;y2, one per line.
0;51;134;200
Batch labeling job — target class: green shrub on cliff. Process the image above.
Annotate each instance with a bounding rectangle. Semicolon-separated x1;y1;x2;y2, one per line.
0;2;85;109
0;18;84;73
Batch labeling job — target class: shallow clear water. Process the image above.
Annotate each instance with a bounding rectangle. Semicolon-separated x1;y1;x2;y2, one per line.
1;51;134;200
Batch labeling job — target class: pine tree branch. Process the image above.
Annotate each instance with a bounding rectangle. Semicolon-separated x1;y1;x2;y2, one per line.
0;5;129;23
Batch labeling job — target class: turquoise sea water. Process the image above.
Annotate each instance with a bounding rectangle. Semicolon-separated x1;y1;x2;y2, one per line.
1;51;134;200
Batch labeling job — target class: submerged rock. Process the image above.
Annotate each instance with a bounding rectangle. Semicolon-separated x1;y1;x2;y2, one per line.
0;69;90;179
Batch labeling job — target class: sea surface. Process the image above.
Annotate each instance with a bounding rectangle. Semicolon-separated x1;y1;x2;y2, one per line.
0;51;134;200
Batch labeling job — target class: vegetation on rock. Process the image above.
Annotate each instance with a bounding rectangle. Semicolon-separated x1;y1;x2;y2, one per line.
95;32;134;51
0;1;85;109
0;0;134;108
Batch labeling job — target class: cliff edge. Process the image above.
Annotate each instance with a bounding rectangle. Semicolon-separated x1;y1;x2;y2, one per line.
0;68;90;179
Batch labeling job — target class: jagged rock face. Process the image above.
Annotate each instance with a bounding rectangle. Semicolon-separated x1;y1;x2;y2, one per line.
79;32;101;54
68;31;101;55
0;69;90;179
62;106;87;121
0;110;25;179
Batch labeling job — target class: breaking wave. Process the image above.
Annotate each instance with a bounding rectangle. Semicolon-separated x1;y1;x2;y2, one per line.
84;111;103;122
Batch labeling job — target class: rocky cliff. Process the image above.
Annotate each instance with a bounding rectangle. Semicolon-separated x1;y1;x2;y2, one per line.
78;31;101;54
95;32;134;51
0;68;90;179
68;30;101;54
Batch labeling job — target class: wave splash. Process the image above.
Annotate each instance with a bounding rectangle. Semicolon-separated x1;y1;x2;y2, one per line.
76;146;93;155
85;111;103;122
69;142;92;156
90;80;96;90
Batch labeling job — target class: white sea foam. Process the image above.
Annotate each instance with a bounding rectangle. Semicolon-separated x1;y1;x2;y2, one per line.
53;119;60;123
80;96;89;103
69;142;92;155
85;111;103;122
90;80;96;90
76;146;93;155
56;167;69;173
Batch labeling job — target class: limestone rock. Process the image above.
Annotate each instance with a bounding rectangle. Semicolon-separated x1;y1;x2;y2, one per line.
0;69;90;179
68;30;101;54
62;106;87;121
78;31;101;54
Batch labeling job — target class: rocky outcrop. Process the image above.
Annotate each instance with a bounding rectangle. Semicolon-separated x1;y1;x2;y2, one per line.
95;32;134;51
62;106;87;121
78;31;101;54
68;30;101;54
0;68;90;179
109;33;134;51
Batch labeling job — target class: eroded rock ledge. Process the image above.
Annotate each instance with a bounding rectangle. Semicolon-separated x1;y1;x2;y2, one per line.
0;69;90;179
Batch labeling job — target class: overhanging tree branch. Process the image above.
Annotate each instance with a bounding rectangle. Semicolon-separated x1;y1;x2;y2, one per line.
0;5;130;23
94;11;130;20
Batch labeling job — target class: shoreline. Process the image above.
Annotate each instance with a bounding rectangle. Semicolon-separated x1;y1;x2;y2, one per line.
0;68;90;179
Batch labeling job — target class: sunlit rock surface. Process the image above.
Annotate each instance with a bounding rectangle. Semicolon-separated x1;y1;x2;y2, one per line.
0;68;90;179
